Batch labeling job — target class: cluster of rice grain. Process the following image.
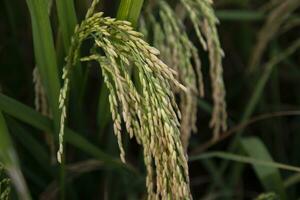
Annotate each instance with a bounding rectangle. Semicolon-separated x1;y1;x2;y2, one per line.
143;1;204;150
57;0;191;198
141;0;227;147
249;0;300;71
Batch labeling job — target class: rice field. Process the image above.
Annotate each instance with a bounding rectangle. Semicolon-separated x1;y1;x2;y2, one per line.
0;0;300;199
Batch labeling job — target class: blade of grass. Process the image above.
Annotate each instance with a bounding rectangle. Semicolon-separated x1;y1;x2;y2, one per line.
190;151;300;173
0;94;135;173
284;173;300;188
26;0;66;194
25;0;60;133
216;10;265;21
24;4;66;194
0;110;31;200
7;118;52;175
116;0;144;27
191;110;300;154
191;150;300;198
241;137;287;199
55;0;77;50
215;10;299;21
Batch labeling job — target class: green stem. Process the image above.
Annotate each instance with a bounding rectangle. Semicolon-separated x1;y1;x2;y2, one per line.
116;0;144;27
190;151;300;173
25;0;61;133
25;0;65;195
216;10;300;21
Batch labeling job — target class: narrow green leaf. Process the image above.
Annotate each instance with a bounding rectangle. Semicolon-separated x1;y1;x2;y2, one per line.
240;137;287;199
190;151;300;173
7;118;52;175
25;0;61;133
0;94;132;172
55;0;77;50
116;0;144;27
0;110;31;200
216;10;265;21
284;173;300;188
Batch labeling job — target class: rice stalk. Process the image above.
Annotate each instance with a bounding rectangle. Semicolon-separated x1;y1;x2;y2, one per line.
142;0;227;147
0;93;127;171
57;0;191;198
32;0;55;164
117;0;145;27
26;0;61;134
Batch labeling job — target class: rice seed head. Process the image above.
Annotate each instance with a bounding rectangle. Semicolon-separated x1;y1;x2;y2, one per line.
181;0;227;140
57;1;191;198
142;0;227;149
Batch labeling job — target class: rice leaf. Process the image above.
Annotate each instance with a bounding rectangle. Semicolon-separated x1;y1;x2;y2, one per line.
0;94;130;172
25;0;61;133
55;0;77;50
0;110;31;200
190;151;300;173
240;137;287;199
117;0;144;27
284;173;300;188
7;118;51;174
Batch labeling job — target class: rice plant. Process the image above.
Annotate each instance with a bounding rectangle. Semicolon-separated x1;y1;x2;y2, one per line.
1;0;300;199
141;0;227;150
57;1;190;197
